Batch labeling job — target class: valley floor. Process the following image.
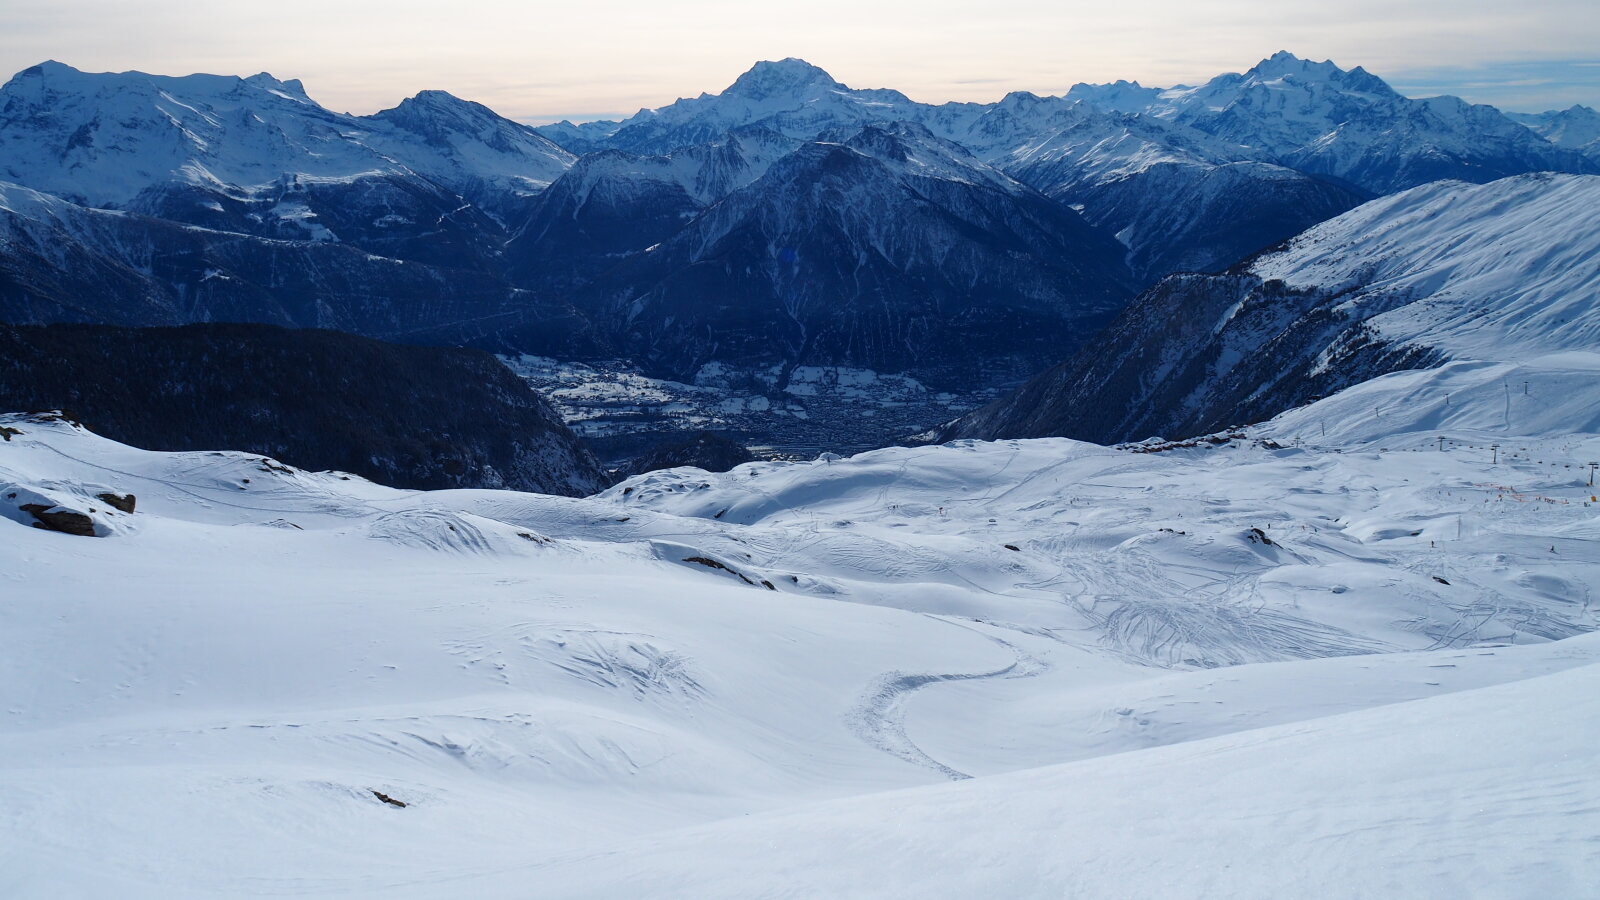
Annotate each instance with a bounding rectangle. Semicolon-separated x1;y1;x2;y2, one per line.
502;355;999;463
1;408;1596;897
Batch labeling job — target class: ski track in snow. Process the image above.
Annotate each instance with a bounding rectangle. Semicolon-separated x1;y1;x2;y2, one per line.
845;616;1047;780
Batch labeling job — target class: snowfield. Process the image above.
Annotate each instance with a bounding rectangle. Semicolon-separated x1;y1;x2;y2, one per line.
2;402;1597;897
1251;174;1600;361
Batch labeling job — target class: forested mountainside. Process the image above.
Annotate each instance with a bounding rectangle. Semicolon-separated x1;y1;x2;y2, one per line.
0;322;606;494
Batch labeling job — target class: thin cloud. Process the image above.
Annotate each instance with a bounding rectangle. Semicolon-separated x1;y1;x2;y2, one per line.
3;0;1596;115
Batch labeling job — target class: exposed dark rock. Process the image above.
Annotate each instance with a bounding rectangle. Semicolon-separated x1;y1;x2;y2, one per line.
682;555;762;587
371;791;407;808
95;492;135;513
20;503;96;536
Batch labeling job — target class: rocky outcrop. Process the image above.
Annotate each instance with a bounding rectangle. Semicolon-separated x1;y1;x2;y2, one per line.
20;503;97;536
95;492;135;513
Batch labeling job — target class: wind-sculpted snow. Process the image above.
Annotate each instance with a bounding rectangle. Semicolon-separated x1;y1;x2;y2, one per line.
501;655;1600;899
1;412;1597;894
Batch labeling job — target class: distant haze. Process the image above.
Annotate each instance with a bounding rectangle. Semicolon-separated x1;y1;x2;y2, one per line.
5;0;1597;119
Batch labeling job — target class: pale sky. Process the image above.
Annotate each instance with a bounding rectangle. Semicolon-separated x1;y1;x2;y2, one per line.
5;0;1597;121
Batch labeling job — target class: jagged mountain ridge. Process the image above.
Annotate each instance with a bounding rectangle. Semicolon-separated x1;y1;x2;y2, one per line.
533;52;1596;198
930;173;1600;444
535;60;1372;284
533;53;1591;285
1072;51;1597;193
999;116;1368;281
0;61;1138;395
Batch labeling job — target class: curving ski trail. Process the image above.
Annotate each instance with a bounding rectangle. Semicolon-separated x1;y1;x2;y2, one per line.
845;616;1047;780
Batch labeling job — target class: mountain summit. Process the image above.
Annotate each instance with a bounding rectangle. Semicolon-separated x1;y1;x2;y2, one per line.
725;58;845;100
1240;50;1397;95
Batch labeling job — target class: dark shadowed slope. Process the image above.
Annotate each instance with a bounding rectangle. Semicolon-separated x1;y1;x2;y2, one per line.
0;323;606;495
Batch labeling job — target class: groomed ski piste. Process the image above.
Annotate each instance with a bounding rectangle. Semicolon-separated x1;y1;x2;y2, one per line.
2;361;1598;897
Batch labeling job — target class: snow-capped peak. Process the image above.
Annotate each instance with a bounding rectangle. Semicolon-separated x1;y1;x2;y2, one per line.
241;72;312;101
373;88;543;139
725;58;845;100
1238;50;1397;97
1508;104;1600;154
1063;79;1165;115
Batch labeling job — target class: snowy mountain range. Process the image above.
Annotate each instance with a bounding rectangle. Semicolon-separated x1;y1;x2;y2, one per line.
0;61;572;213
534;53;1594;281
1074;51;1593;192
1;53;1597;451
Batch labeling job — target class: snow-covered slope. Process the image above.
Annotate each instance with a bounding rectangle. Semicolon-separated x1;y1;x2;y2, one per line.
1252;173;1600;359
504;655;1600;898
937;173;1600;445
1260;352;1600;446
2;408;1596;896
